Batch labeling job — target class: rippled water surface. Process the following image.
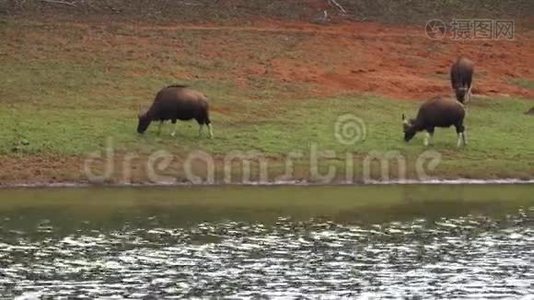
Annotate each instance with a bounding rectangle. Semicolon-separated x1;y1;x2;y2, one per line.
0;185;533;298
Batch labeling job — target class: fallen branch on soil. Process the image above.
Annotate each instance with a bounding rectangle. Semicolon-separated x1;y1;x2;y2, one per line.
39;0;77;7
328;0;347;14
176;0;202;6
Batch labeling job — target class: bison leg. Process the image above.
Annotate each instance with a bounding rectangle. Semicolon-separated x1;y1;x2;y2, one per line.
456;132;467;147
157;121;164;136
171;120;178;137
424;129;434;146
196;115;212;138
423;132;430;147
466;74;473;102
455;124;466;147
207;124;213;138
204;114;213;138
467;85;473;103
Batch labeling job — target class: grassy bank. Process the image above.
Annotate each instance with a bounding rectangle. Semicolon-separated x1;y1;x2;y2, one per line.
0;19;533;184
1;93;533;183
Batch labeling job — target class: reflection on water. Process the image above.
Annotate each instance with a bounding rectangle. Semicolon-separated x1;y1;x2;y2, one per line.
0;185;533;298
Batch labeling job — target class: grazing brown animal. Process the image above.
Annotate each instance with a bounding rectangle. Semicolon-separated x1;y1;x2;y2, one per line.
525;107;534;115
450;57;474;103
403;96;466;147
137;85;213;138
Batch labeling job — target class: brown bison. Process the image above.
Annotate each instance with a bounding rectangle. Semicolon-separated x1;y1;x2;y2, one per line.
403;96;466;147
450;57;474;103
137;85;213;138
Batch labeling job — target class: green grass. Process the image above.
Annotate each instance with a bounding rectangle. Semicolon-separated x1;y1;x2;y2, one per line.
512;78;534;90
0;19;533;182
2;85;533;157
1;85;533;181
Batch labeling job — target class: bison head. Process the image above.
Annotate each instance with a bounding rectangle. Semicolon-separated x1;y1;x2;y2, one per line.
402;114;417;142
137;112;151;134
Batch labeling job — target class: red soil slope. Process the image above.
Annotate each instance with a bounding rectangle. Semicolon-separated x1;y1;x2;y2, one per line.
249;20;534;99
151;20;533;100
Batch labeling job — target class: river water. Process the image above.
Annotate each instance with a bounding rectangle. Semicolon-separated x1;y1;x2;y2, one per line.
0;185;532;298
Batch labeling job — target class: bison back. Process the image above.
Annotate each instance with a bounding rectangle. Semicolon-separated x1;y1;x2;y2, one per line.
418;97;465;127
151;87;209;121
450;57;474;88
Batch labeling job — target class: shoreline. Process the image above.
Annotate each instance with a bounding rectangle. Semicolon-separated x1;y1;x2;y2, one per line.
1;178;534;189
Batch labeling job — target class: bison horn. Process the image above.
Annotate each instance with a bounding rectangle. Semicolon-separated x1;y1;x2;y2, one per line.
138;104;149;117
402;114;410;126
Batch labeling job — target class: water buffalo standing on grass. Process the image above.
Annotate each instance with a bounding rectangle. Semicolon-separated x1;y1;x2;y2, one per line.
402;96;466;147
137;85;213;138
450;56;474;103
